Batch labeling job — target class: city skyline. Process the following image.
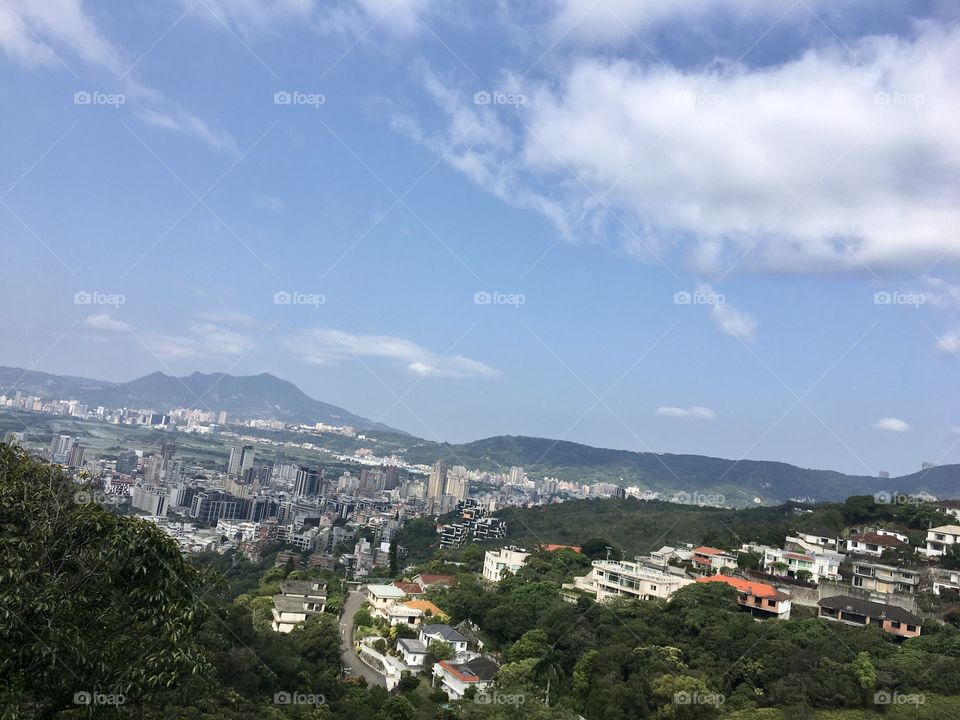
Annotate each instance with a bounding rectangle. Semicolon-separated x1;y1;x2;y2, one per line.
3;1;960;476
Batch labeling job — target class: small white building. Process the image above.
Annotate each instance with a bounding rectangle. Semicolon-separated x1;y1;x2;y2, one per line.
365;583;407;616
570;559;694;602
482;547;530;582
433;656;499;700
420;624;469;655
398;638;427;669
922;525;960;558
271;580;327;633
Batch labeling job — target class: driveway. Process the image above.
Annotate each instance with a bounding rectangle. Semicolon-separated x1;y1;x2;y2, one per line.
339;588;386;688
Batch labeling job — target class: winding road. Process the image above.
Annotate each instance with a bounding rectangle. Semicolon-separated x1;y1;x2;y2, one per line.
339;588;386;688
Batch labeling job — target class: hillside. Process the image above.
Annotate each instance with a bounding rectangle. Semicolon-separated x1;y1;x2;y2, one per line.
0;366;402;432
403;435;960;503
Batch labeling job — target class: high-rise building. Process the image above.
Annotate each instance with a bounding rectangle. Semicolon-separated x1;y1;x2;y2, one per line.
294;466;322;497
428;461;447;500
50;433;74;463
227;446;242;476
239;445;255;476
116;453;139;475
508;466;525;485
67;443;85;468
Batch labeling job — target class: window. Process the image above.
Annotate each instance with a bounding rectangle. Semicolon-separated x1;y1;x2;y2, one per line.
907;625;917;632
767;599;776;607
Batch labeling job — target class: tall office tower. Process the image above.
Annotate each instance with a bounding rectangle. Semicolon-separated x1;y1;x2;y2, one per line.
67;443;85;468
50;433;75;463
239;445;255;477
294;466;321;497
116;453;139;475
160;441;177;463
227;446;242;476
446;473;469;502
383;465;401;490
428;460;447;500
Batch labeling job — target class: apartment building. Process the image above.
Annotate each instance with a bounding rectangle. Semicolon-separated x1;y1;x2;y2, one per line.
271;580;327;633
743;542;842;583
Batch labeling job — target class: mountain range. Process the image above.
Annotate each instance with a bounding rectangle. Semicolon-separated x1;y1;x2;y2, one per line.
0;366;401;432
1;366;957;504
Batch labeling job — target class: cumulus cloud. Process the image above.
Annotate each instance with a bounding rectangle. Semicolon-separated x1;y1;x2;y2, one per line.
82;313;130;332
409;25;960;274
285;327;498;379
657;405;716;420
874;417;910;432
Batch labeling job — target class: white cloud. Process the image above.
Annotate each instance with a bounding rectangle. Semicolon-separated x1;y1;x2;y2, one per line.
657;405;716;420
696;283;757;342
0;0;121;71
285;327;498;379
0;1;235;153
410;26;960;274
547;0;888;46
82;313;130;332
874;417;910;432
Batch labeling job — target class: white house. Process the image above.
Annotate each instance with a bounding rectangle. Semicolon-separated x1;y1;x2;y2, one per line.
382;603;423;627
433;656;499;700
482;547;530;582
420;624;469;654
365;583;407;617
570;559;694;602
271;579;327;633
922;525;960;558
844;532;907;558
398;638;427;669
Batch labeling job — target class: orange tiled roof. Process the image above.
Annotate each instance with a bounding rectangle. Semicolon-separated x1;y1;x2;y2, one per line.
697;575;785;600
404;599;445;616
438;660;479;683
393;580;424;595
693;546;726;555
542;544;582;553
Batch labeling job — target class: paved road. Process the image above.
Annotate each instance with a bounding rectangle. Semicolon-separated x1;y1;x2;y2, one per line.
339;588;386;688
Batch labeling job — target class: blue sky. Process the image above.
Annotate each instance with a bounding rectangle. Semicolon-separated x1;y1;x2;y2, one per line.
2;0;960;476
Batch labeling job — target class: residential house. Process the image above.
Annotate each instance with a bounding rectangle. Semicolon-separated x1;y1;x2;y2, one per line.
744;542;842;583
844;532;907;558
849;560;921;594
817;595;922;638
569;559;694;602
922;525;960;558
482;547;530;582
398;638;427;670
365;583;407;617
794;527;839;549
393;580;424;597
420;624;469;654
692;546;738;573
697;575;792;619
382;603;423;626
271;580;327;633
433;656;499;700
931;569;960;595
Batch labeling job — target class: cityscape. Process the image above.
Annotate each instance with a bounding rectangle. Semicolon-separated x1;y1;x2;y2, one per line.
4;1;960;719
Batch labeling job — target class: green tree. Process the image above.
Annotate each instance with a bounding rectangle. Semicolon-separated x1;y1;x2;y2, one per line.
388;537;399;577
425;640;455;667
0;444;210;719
